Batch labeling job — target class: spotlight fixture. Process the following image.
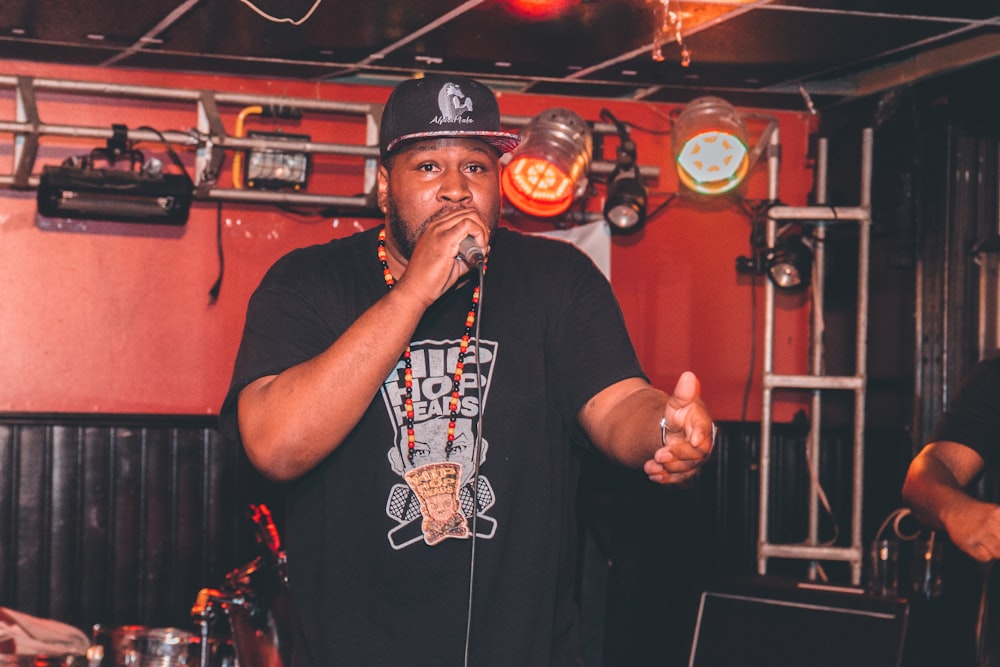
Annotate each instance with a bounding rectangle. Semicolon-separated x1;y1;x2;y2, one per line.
232;104;309;191
501;107;592;218
736;223;813;292
244;131;310;191
765;231;813;292
600;109;647;231
672;96;750;196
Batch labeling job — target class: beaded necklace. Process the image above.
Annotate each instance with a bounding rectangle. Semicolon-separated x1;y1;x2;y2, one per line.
377;228;482;464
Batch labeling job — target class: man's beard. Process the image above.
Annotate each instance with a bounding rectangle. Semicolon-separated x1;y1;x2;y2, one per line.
386;203;421;260
386;199;499;260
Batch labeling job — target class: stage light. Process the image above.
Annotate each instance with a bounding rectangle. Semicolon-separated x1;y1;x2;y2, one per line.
501;0;574;19
501;107;592;218
736;223;813;292
672;96;750;196
232;105;309;191
37;165;193;225
605;167;647;230
244;131;310;191
765;231;813;291
36;126;193;225
601;109;647;231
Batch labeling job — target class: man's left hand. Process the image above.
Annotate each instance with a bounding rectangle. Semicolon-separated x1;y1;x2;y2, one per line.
643;371;715;484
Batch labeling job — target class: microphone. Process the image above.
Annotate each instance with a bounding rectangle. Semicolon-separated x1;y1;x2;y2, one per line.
457;235;486;269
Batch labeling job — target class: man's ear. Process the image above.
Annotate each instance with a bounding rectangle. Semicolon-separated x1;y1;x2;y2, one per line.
377;164;390;213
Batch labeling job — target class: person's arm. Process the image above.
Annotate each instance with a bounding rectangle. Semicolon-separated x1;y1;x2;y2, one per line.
237;284;424;481
577;371;714;484
238;210;489;482
902;441;1000;562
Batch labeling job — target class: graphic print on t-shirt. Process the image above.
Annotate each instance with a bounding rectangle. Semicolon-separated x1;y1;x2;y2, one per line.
403;462;468;545
382;337;498;549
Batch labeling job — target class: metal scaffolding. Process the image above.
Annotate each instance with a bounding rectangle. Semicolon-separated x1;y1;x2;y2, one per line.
757;128;874;584
0;74;657;211
2;74;383;209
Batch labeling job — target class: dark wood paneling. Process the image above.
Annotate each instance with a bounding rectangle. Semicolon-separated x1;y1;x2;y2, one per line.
0;415;265;634
3;414;916;666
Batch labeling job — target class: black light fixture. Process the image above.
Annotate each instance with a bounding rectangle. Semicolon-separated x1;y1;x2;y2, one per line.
737;222;813;292
765;231;813;291
36;124;193;225
37;165;193;226
501;107;592;218
601;109;647;231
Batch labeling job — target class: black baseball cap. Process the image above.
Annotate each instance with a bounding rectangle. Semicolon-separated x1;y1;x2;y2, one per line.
379;74;521;159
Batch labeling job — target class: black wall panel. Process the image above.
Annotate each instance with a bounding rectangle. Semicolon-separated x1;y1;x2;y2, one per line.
1;415;919;666
0;416;264;634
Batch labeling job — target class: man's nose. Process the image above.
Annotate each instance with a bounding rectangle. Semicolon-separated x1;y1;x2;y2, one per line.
438;170;472;202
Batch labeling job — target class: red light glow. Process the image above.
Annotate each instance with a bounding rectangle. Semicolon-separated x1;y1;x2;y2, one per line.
500;0;575;20
501;156;575;217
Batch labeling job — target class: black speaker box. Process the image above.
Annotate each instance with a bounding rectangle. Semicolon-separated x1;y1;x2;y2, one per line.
687;577;909;667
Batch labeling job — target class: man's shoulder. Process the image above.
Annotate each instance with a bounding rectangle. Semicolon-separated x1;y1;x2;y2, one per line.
291;225;378;256
275;226;377;266
493;226;592;261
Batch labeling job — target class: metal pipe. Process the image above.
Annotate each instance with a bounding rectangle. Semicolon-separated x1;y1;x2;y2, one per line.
758;124;781;575
806;138;829;579
0;75;660;208
768;206;869;221
850;127;874;584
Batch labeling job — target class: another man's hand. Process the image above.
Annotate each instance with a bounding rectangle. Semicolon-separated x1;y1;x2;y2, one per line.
942;498;1000;562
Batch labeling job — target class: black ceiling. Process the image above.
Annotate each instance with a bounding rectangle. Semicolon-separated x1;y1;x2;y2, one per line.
1;0;998;112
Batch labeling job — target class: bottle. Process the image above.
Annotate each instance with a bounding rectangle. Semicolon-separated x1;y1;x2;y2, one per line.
911;532;944;599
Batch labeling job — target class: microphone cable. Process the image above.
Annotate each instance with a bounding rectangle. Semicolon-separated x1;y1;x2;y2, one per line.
976;560;993;667
463;261;487;667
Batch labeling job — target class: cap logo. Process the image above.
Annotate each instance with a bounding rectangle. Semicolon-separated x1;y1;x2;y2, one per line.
433;82;476;126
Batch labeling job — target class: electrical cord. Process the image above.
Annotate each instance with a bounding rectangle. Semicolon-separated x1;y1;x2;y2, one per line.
976;561;993;667
208;201;224;304
135;125;194;186
133;125;222;303
736;199;767;467
463;262;486;667
740;260;758;457
868;507;921;588
238;0;323;25
798;217;838;551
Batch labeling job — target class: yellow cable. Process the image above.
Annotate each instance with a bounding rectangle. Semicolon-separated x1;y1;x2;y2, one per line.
232;105;263;189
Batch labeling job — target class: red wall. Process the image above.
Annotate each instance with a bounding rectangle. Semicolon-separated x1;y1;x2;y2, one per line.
0;60;816;421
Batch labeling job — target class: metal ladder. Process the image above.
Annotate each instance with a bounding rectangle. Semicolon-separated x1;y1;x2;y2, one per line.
757;128;873;585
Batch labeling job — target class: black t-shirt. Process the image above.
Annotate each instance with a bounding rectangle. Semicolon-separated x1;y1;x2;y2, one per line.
932;357;1000;467
220;226;646;666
